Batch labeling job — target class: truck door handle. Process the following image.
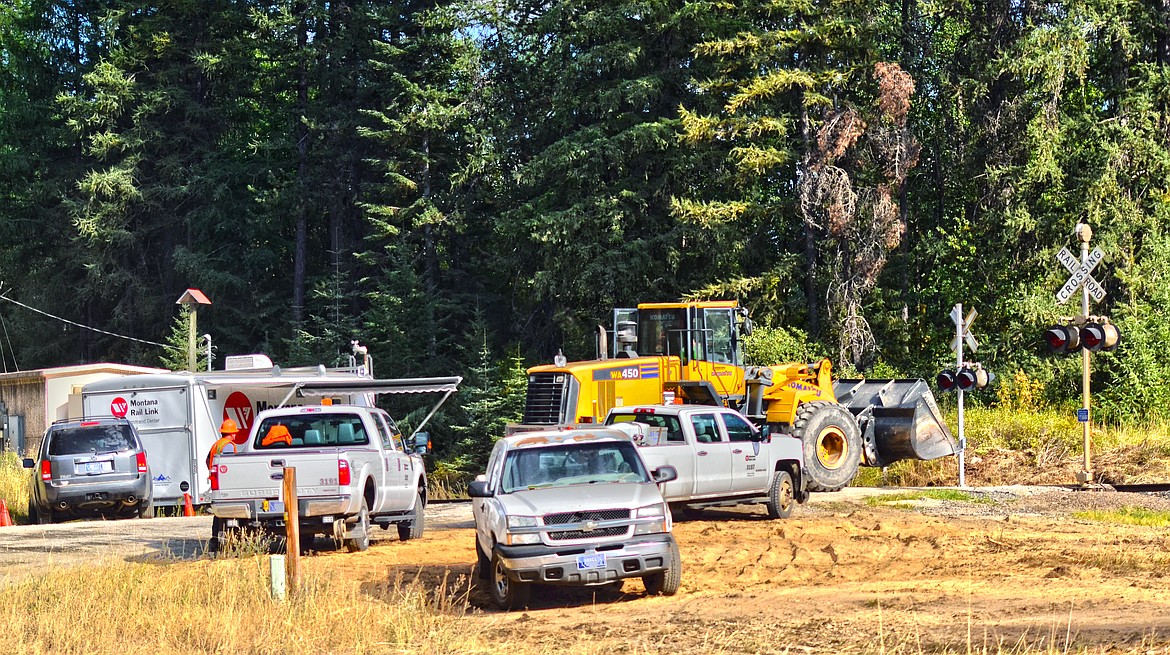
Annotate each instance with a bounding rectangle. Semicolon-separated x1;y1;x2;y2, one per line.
269;459;285;468
697;451;708;456
732;449;743;454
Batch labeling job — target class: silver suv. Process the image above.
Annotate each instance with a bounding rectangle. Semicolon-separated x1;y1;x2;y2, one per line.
23;417;153;523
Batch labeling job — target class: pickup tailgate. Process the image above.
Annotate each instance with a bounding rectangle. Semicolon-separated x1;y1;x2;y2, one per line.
215;449;345;500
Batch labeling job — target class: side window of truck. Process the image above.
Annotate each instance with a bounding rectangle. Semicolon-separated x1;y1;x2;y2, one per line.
374;414;399;451
690;414;723;443
720;413;755;442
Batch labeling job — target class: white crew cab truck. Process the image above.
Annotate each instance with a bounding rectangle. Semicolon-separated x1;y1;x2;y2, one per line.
604;405;808;518
468;428;681;610
208;404;426;552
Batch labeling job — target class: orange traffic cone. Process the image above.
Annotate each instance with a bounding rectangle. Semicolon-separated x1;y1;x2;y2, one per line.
182;492;195;517
0;500;13;527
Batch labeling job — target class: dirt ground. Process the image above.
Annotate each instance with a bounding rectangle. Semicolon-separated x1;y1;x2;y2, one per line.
5;489;1170;653
326;488;1170;654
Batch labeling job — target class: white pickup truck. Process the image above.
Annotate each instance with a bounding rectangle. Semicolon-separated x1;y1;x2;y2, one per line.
468;428;681;610
604;405;807;518
208;404;426;552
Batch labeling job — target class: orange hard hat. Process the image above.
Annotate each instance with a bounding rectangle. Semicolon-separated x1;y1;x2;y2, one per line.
220;419;240;434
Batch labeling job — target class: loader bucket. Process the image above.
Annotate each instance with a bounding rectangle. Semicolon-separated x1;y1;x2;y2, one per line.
832;379;956;467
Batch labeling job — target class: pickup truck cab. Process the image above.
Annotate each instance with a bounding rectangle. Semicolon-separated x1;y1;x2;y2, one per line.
468;428;681;610
208;404;426;552
604;405;807;518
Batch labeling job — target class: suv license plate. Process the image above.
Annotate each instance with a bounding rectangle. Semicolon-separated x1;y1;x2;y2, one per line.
82;461;111;474
577;553;606;570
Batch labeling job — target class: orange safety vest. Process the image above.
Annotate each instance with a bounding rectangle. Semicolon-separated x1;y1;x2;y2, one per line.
207;434;238;470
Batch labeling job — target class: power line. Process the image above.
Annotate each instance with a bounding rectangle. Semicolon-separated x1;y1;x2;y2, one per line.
0;288;180;351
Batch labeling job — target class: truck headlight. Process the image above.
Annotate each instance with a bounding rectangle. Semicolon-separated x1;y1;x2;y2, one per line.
634;503;667;535
507;515;538;529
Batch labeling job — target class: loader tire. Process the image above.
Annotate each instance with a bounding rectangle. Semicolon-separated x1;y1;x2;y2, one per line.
791;401;861;492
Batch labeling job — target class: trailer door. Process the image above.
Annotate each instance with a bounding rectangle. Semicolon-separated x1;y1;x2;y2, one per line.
83;386;195;507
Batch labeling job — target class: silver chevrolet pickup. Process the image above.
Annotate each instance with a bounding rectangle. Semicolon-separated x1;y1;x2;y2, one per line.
468;428;681;610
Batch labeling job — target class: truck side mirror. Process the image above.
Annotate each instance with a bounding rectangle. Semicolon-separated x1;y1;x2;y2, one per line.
413;432;430;454
468;480;492;498
652;465;678;484
22;458;34;469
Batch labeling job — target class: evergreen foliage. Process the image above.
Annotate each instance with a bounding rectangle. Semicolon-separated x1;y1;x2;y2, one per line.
0;0;1165;452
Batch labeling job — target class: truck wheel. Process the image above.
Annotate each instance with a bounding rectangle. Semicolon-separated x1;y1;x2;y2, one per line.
642;539;681;596
489;550;531;610
766;470;795;519
397;491;424;541
791;401;862;492
345;498;371;553
208;517;224;553
475;541;491;580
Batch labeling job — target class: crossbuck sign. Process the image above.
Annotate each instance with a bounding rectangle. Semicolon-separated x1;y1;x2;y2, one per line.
1056;246;1106;304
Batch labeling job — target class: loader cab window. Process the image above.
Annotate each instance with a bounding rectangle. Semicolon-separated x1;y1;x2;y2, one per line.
638;309;690;362
703;309;735;364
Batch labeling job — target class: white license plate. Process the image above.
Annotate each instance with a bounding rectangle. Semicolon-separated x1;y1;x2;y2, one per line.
576;553;606;570
81;461;111;474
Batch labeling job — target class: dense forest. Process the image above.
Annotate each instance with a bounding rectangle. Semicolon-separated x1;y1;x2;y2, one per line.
0;0;1167;459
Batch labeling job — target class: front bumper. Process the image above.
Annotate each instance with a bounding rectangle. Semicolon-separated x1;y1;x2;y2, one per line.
495;533;675;586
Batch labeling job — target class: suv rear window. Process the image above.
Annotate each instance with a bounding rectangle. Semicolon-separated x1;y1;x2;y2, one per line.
48;424;137;456
253;414;370;449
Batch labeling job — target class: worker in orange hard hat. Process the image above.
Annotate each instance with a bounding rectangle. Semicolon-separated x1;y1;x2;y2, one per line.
207;419;241;470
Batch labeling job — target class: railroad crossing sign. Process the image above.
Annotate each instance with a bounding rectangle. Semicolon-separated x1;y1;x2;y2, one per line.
949;306;978;353
1056;246;1106;304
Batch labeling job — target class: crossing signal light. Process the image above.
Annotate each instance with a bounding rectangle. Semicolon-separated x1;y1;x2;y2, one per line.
1043;324;1081;354
936;364;993;393
1043;321;1120;355
1080;321;1120;353
956;366;994;391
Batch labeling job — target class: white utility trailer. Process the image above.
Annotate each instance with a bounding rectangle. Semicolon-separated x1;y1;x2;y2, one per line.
81;356;459;508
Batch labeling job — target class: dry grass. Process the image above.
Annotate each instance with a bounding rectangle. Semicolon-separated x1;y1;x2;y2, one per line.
0;556;483;655
0;452;29;523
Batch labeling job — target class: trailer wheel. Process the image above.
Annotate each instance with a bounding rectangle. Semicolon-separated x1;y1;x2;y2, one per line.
397;491;424;541
489;550;531;610
643;539;681;596
765;470;795;519
791;401;861;492
345;497;371;553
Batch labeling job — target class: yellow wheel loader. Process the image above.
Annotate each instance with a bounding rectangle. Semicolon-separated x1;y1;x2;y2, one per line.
522;300;955;491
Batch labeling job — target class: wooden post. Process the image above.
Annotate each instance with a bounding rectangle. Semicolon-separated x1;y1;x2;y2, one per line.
283;467;300;590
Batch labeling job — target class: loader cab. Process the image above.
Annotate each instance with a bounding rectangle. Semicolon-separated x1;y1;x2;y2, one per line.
611;302;748;404
612;302;746;366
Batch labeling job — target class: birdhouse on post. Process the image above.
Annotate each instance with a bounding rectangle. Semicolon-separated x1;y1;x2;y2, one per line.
176;289;212;372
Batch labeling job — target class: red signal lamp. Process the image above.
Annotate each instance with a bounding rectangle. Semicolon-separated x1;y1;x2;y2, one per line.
1043;325;1081;354
936;370;957;392
1080;322;1120;353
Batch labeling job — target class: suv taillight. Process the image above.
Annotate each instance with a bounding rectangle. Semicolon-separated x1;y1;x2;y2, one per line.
136;451;148;474
40;460;52;482
338;458;350;486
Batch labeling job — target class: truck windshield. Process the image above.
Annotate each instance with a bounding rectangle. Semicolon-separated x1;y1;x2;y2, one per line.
500;442;649;493
252;414;369;449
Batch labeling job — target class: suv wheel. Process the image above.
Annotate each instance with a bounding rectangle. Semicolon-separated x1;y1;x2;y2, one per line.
138;502;154;519
28;504;52;525
489;550;531;610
